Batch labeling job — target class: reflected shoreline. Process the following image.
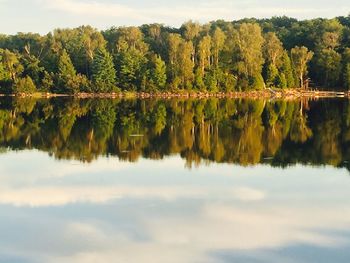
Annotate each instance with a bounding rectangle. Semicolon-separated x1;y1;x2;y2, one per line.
1;88;350;100
0;97;349;170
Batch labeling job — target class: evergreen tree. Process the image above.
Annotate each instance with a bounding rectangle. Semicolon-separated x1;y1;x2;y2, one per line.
58;49;76;78
40;71;54;92
57;50;88;94
2;17;350;93
117;48;147;91
57;49;80;94
276;73;287;89
13;76;37;94
280;51;296;88
266;64;279;88
149;55;167;91
91;48;117;92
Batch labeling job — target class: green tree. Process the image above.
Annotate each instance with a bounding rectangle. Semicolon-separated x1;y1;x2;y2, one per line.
265;64;279;88
13;76;37;94
0;60;7;81
291;46;314;88
167;34;194;90
211;27;226;68
321;32;340;50
178;41;195;89
280;51;296;88
343;48;350;90
344;64;350;90
58;49;76;78
314;49;342;87
263;32;286;88
197;35;211;77
234;23;265;89
40;71;54;92
263;32;284;67
53;26;106;76
148;54;167;91
0;49;23;83
57;49;80;94
91;48;117;92
117;48;148;91
181;21;201;41
111;27;149;91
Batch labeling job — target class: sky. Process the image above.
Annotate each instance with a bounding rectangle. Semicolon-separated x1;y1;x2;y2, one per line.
0;0;349;35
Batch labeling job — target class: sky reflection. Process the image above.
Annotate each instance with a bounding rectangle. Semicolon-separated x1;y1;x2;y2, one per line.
0;150;350;262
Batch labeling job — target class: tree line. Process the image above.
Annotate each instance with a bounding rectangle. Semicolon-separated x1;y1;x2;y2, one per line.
0;97;349;169
1;15;350;94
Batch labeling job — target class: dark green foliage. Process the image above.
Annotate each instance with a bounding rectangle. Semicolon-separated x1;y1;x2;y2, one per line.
276;73;287;89
314;49;342;87
280;51;296;88
250;74;265;90
344;64;350;90
91;101;116;141
147;55;167;91
343;48;350;90
116;48;147;91
91;48;117;92
56;49;78;94
58;49;76;78
265;64;279;88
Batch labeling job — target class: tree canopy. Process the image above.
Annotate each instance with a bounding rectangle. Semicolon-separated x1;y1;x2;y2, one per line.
1;15;350;93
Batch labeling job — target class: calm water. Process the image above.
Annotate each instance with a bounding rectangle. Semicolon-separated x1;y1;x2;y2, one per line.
0;97;350;263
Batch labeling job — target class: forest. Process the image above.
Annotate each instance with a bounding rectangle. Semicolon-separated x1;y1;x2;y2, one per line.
0;97;350;170
0;15;350;94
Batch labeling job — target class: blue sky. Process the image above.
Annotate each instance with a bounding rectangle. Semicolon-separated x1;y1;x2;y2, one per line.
0;0;349;34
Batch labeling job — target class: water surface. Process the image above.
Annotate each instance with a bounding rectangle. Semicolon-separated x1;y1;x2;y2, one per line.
0;97;349;263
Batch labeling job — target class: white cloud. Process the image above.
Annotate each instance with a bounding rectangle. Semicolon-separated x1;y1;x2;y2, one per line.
232;187;265;201
36;0;234;23
0;150;350;263
0;185;266;206
29;203;350;263
1;0;350;34
36;0;349;26
40;0;146;20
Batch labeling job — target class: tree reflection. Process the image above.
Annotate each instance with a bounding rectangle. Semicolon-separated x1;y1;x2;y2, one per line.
0;97;348;169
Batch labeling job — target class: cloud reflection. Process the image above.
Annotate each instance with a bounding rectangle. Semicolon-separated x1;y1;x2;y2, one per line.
0;151;350;262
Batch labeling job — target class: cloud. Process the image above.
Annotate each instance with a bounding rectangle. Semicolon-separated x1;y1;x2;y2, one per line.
36;0;234;23
21;203;350;263
35;0;350;27
1;0;350;35
40;0;146;20
0;185;266;206
232;187;265;201
0;151;350;262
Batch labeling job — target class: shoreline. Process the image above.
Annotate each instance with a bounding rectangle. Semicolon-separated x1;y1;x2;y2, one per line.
2;89;350;100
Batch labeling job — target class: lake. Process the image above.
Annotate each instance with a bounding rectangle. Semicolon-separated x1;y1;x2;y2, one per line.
0;97;350;263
